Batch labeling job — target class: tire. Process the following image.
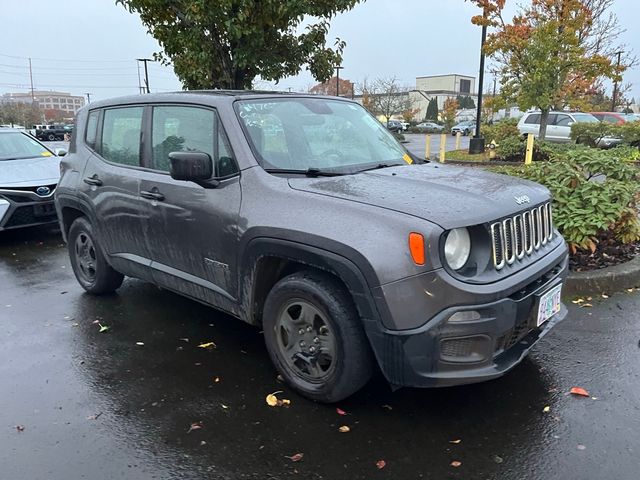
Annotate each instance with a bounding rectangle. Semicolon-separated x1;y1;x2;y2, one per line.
262;271;373;403
68;217;124;294
47;133;56;141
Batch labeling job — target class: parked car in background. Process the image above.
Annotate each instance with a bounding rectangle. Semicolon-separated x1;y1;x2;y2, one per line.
35;124;73;141
56;92;568;403
415;122;445;133
400;121;409;131
590;112;636;125
451;120;476;136
386;119;404;132
517;111;621;148
0;129;66;231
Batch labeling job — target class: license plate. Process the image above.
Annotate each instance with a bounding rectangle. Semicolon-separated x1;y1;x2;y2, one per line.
33;203;56;217
535;284;562;327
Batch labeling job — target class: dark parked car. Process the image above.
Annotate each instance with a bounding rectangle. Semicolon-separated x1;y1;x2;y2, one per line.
35;124;72;141
385;119;404;132
0;129;66;230
55;92;569;402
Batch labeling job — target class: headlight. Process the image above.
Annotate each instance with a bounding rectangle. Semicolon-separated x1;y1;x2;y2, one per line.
444;228;471;270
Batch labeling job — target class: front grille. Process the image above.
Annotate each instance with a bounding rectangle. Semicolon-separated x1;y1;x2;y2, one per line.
491;203;553;270
3;203;57;228
1;194;33;203
0;184;56;194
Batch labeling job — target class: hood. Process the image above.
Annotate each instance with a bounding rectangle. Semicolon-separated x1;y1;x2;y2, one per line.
288;163;550;230
0;156;61;188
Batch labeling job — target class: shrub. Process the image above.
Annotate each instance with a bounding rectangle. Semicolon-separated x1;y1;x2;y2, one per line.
495;137;577;162
494;148;640;252
571;120;640;148
481;118;520;145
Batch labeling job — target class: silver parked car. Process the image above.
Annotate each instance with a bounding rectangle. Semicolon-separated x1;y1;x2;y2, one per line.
517;111;621;148
415;122;444;133
0;129;66;231
451;120;476;136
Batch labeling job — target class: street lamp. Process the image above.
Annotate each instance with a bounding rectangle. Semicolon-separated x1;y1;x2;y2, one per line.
469;7;488;155
611;50;623;111
334;65;344;97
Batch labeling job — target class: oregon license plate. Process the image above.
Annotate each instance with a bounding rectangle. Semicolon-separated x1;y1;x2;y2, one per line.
535;284;562;327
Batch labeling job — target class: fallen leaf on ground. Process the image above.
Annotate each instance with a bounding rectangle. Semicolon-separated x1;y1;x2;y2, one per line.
601;294;610;299
381;405;393;411
213;376;220;383
15;425;25;432
577;444;586;450
98;324;110;333
221;404;229;409
187;422;203;433
376;460;386;469
449;439;462;444
570;387;590;397
543;406;551;413
86;412;103;420
336;408;347;416
572;298;584;304
580;303;593;308
286;453;304;462
179;338;189;342
197;341;216;349
493;455;504;464
451;460;462;468
338;425;350;433
265;391;290;407
136;342;144;346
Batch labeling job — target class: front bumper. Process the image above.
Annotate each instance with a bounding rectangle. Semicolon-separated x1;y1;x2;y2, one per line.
0;186;58;231
363;248;569;388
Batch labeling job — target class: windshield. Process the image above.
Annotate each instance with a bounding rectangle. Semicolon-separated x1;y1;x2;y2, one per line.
0;132;52;161
235;98;409;171
572;113;599;123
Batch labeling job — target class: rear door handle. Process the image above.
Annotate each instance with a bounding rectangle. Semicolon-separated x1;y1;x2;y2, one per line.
140;189;165;201
83;175;103;186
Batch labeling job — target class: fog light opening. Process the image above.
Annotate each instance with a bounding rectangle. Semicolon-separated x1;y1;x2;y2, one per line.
447;310;482;323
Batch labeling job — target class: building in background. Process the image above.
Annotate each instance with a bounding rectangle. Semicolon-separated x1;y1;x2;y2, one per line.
2;91;85;121
354;73;478;122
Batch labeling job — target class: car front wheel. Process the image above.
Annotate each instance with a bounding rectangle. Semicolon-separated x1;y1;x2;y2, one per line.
262;271;373;403
68;217;124;294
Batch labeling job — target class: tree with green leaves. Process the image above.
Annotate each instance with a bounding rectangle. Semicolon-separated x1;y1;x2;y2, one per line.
425;98;439;121
116;0;363;90
472;0;623;140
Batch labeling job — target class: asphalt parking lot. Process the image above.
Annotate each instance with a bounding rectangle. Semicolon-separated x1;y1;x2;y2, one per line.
1;224;639;480
403;133;471;159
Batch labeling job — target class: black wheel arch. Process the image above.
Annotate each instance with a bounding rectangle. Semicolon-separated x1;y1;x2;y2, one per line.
55;194;98;243
238;231;386;329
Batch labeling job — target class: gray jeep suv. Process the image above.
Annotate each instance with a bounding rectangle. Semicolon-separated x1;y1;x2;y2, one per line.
55;91;568;402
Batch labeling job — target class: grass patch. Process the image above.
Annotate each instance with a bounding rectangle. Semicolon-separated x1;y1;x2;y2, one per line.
441;149;491;162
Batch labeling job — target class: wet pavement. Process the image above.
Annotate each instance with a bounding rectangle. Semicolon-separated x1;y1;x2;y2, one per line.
1;226;639;480
403;133;470;159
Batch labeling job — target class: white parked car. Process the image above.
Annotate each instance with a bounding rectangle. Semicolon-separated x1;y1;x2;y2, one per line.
0;129;66;231
517;111;621;148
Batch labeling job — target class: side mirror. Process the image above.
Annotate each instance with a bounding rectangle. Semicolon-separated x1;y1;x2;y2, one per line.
567;122;574;126
54;148;67;157
169;151;213;182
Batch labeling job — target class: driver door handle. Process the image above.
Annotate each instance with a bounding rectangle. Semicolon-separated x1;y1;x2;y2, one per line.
83;174;103;186
140;189;165;201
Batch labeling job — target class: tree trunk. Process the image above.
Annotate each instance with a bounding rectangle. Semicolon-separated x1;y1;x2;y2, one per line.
539;108;550;141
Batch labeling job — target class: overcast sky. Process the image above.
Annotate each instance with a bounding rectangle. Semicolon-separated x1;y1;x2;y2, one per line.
1;0;638;103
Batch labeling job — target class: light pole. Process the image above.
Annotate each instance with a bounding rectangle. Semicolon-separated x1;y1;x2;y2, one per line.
136;58;153;93
334;65;344;97
611;51;623;111
469;8;488;154
85;93;92;104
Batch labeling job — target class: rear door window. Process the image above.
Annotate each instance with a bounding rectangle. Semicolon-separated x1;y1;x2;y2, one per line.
99;107;144;167
554;114;572;127
524;114;541;124
85;110;100;149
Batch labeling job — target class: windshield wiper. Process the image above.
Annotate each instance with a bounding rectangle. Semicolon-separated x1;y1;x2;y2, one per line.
355;163;406;174
264;167;344;177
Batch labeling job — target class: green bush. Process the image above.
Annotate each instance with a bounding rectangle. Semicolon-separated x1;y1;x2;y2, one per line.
481;118;520;145
494;148;640;252
495;137;577;162
571;120;640;147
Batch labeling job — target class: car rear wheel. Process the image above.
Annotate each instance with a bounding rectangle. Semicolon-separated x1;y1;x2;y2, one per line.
262;271;373;403
47;133;56;141
68;217;124;294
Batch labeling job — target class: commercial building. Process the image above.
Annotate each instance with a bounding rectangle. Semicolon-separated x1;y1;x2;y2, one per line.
2;91;85;115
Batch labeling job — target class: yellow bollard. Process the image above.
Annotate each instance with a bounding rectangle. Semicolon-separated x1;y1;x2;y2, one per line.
455;131;461;150
525;133;534;165
439;133;446;163
425;135;432;160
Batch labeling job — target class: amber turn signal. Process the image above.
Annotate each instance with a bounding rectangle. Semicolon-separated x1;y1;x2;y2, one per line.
408;232;425;265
